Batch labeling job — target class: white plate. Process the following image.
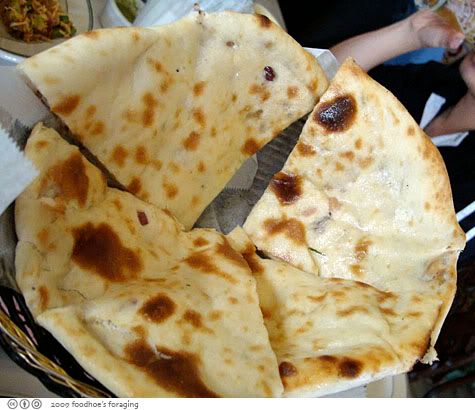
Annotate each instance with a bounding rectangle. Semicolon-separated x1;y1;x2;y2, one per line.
0;0;93;64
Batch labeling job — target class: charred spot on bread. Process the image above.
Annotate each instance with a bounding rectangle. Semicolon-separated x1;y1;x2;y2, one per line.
314;94;357;133
124;340;219;397
72;222;143;281
139;294;176;323
270;172;302;205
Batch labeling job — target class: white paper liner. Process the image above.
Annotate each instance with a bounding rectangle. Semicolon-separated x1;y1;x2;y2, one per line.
0;67;49;128
0;125;37;214
0;67;44;215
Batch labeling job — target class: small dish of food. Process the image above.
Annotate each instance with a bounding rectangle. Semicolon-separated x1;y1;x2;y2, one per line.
100;0;144;28
0;0;93;64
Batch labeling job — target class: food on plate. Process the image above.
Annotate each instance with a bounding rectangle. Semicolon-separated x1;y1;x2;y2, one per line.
0;0;76;42
243;58;465;369
228;227;444;397
15;124;283;397
17;11;328;230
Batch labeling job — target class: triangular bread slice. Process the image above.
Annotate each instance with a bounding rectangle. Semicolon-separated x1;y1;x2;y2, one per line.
228;227;443;397
18;11;328;230
15;124;282;397
243;59;465;364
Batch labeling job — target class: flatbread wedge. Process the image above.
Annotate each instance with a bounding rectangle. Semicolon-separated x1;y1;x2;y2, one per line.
228;227;443;397
15;124;283;397
17;11;328;230
244;58;465;366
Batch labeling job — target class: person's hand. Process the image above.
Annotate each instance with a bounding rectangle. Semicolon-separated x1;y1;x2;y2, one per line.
409;9;465;51
330;7;466;72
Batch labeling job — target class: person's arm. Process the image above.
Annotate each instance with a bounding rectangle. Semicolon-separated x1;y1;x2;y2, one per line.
425;51;475;137
424;91;475;137
330;10;465;71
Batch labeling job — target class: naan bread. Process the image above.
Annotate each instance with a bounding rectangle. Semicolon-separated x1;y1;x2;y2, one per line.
228;227;442;397
15;124;283;397
244;59;465;365
18;11;328;230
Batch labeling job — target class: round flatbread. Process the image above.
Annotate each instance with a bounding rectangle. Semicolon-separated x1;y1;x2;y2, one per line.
228;227;443;397
18;11;328;230
15;124;283;397
243;59;465;389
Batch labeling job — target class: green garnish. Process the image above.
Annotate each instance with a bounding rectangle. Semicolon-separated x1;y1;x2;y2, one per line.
309;247;325;256
116;0;139;23
51;28;63;39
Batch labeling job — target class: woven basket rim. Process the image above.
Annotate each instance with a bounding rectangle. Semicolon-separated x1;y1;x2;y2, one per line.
0;307;111;397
